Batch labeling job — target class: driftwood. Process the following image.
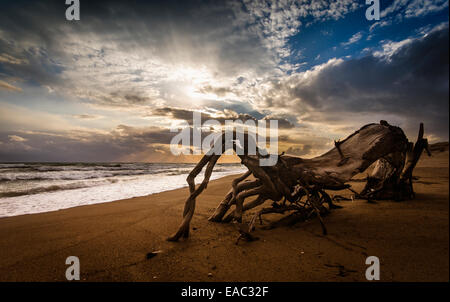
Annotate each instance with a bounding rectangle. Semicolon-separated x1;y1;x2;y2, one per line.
360;123;431;200
167;121;429;242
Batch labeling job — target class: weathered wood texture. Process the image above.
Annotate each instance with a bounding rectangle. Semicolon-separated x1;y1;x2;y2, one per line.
168;121;428;242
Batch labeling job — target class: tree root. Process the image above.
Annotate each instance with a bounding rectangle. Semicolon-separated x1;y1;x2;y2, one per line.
167;121;428;243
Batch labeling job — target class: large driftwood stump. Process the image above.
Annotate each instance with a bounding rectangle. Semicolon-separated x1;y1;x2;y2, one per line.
167;121;429;242
360;123;431;201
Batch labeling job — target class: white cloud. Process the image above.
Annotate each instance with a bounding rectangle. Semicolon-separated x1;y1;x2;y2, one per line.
373;38;413;58
8;135;27;142
381;0;448;18
404;0;449;18
369;20;392;32
341;32;363;46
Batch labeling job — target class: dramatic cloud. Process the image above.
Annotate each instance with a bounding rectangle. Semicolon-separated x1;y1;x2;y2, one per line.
0;0;364;110
259;25;449;140
0;125;177;162
0;1;448;162
151;107;295;129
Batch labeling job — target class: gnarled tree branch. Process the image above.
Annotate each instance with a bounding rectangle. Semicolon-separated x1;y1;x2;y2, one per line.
168;121;428;242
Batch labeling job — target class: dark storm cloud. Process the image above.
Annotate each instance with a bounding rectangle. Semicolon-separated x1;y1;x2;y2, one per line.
152;106;258;124
100;92;156;107
0;1;69;86
289;27;448;111
0;123;247;161
152;107;211;123
201;100;266;120
0;37;64;87
0;125;178;162
151;106;295;129
274;25;449;139
263;115;295;129
0;0;277;85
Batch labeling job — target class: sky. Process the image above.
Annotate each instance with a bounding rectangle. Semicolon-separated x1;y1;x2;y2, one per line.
0;0;448;162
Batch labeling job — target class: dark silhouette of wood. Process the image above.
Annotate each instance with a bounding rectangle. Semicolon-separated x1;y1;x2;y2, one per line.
167;121;428;242
360;123;431;200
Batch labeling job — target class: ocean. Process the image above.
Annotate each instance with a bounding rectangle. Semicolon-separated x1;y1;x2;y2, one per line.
0;162;247;218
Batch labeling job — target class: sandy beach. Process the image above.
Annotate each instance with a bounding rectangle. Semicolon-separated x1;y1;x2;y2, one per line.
0;148;448;282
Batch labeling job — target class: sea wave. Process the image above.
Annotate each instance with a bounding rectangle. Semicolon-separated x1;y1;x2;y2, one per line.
0;163;247;217
0;178;120;197
0;166;234;182
0;170;147;181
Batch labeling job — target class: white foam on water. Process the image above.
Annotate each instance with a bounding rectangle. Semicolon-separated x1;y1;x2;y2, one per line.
0;164;246;217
